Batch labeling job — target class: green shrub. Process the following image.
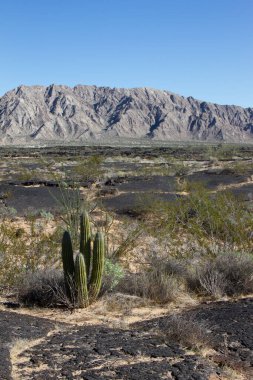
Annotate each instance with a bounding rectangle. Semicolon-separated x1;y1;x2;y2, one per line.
73;155;104;181
142;182;253;254
102;259;125;292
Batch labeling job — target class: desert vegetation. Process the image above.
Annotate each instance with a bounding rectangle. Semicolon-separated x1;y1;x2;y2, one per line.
0;144;253;379
0;144;252;303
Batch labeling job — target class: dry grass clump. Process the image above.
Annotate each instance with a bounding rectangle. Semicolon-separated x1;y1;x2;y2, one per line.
18;269;72;308
16;248;253;309
118;257;186;304
117;249;253;304
157;315;214;350
187;252;253;298
99;292;148;314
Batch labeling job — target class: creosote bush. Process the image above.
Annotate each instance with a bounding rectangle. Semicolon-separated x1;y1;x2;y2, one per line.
139;182;253;256
73;155;104;182
0;219;61;289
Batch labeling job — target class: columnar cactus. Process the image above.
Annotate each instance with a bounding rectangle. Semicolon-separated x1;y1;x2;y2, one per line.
89;232;105;300
61;231;75;300
61;210;105;308
75;253;89;308
80;211;91;278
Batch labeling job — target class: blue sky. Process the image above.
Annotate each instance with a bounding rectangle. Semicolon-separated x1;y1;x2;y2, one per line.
1;0;252;107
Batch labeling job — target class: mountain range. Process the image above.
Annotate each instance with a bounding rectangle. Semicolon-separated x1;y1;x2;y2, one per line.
0;84;252;144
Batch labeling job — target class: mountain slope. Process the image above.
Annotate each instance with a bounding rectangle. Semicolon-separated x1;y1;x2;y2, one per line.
0;84;252;143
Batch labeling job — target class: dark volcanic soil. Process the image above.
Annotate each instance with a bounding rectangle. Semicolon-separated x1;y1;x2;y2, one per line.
136;297;253;378
102;192;180;215
1;170;253;216
0;311;59;380
0;145;252;216
1;297;252;380
0;183;81;216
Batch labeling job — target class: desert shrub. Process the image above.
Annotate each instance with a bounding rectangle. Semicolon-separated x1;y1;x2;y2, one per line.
187;262;225;298
202;143;238;161
172;160;190;177
132;193;168;222
17;168;35;182
142;182;253;253
73;155;104;182
101;259;125;293
161;256;186;277
157;315;213;349
137;272;180;303
40;210;54;221
173;184;252;245
223;160;253;175
187;251;253;297
0;219;61;289
0;206;17;219
109;222;143;260
18;269;69;307
118;257;185;304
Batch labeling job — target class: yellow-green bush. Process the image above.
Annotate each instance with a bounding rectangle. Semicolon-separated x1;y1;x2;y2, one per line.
140;182;253;255
0;220;61;289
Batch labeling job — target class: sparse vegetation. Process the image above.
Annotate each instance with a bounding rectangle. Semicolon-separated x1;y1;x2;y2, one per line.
1;146;253;306
102;258;125;293
157;315;214;350
118;257;185;303
0;217;61;290
18;269;66;307
1;144;253;380
73;155;104;181
187;251;253;298
137;181;253;256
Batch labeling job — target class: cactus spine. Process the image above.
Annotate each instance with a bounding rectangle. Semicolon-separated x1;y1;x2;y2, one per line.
80;211;91;278
75;253;89;308
89;232;105;301
61;211;105;308
62;231;75;300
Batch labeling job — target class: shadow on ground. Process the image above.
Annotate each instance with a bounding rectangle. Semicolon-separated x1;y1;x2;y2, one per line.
0;311;59;380
0;297;252;380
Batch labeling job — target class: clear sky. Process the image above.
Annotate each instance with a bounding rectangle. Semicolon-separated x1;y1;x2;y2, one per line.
1;0;252;107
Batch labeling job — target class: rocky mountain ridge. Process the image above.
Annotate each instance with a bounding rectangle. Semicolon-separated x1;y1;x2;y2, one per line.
0;84;252;144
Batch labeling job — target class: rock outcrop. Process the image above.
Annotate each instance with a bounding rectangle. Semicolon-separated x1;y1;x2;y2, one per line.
0;84;252;143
